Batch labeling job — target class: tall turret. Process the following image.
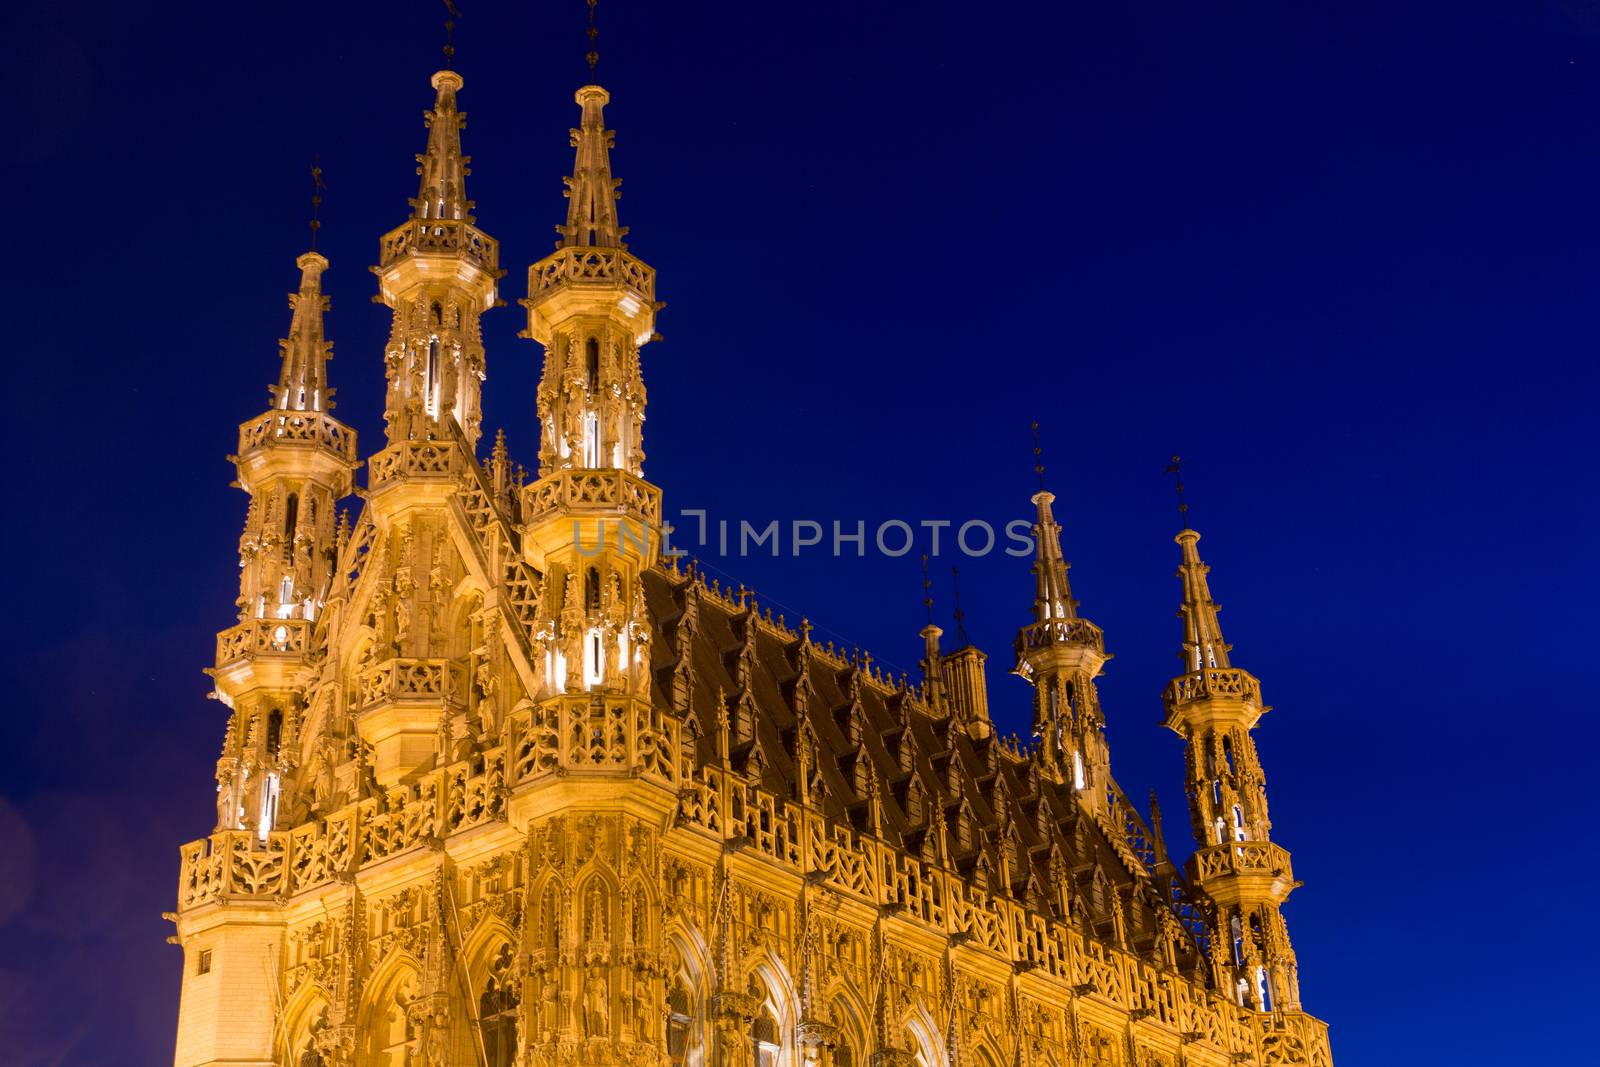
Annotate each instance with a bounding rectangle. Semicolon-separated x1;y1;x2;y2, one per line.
373;69;501;452
1012;484;1112;807
179;246;358;1067
518;78;661;702
354;65;504;788
1162;527;1303;1013
213;249;357;835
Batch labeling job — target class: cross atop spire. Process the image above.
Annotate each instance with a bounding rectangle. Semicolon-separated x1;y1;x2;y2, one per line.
442;0;461;64
1031;420;1046;491
557;84;627;249
1166;452;1191;531
946;566;970;646
308;155;326;252
1176;528;1231;672
412;69;474;224
585;0;601;83
272;252;333;413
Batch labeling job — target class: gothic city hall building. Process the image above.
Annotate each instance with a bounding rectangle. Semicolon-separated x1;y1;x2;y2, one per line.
168;56;1334;1067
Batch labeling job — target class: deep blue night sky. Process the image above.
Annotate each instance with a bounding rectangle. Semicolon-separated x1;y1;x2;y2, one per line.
3;1;1599;1063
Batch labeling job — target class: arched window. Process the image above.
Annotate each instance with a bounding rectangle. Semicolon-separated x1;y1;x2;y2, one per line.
1232;805;1247;842
370;973;416;1066
425;337;442;416
586;338;600;393
479;944;519;1067
748;976;780;1067
585;568;602;613
541;883;563;954
666;979;692;1066
265;710;283;758
283;493;299;560
1230;912;1245;966
582;411;600;467
1222;735;1236;774
431;302;444;327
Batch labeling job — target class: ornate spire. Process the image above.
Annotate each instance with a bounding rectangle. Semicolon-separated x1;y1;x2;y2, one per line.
1012;427;1110;793
373;62;499;450
271;252;332;413
1162;525;1302;1014
1177;529;1232;672
1025;422;1079;625
413;69;473;224
1028;488;1080;625
919;555;945;714
558;84;626;249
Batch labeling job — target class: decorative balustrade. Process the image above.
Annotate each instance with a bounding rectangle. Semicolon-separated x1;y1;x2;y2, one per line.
368;439;460;490
662;758;1280;1057
1014;616;1106;656
1190;840;1294;884
215;617;312;667
177;748;507;910
527;246;655;302
1164;668;1262;708
378;218;499;274
237;409;357;462
1103;781;1158;871
521;468;662;530
1255;1011;1332;1067
506;695;680;788
357;658;463;710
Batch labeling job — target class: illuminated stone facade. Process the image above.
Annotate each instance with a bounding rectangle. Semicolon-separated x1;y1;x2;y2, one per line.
169;63;1333;1067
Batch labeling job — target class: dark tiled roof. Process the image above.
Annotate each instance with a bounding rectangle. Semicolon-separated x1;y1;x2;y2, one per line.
642;564;1214;978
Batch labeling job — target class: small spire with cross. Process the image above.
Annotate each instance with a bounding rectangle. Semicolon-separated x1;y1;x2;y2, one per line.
1166;453;1190;530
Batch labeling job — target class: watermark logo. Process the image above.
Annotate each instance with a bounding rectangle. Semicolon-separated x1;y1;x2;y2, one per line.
574;510;1036;559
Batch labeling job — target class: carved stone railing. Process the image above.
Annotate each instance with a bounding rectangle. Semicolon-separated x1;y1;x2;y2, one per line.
368;438;460;491
1164;668;1262;709
527;246;655;302
357;657;463;710
237;409;357;462
1189;840;1294;884
215;617;312;667
1255;1012;1332;1067
1102;779;1158;872
1013;616;1105;656
378;218;499;274
521;468;662;530
177;748;508;910
506;695;680;789
669;761;1267;1057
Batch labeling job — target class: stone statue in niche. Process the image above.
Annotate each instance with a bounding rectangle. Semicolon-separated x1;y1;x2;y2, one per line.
583;967;609;1038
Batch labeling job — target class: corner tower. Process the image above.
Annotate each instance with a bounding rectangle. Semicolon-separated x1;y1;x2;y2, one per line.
214;249;357;835
373;69;501;452
1162;526;1304;1014
178;247;356;1067
518;80;661;702
1012;484;1112;809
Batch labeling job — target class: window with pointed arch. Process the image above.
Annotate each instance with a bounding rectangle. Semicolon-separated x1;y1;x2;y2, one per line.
366;972;417;1066
748;976;781;1067
479;944;519;1067
666;977;694;1067
828;995;866;1067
